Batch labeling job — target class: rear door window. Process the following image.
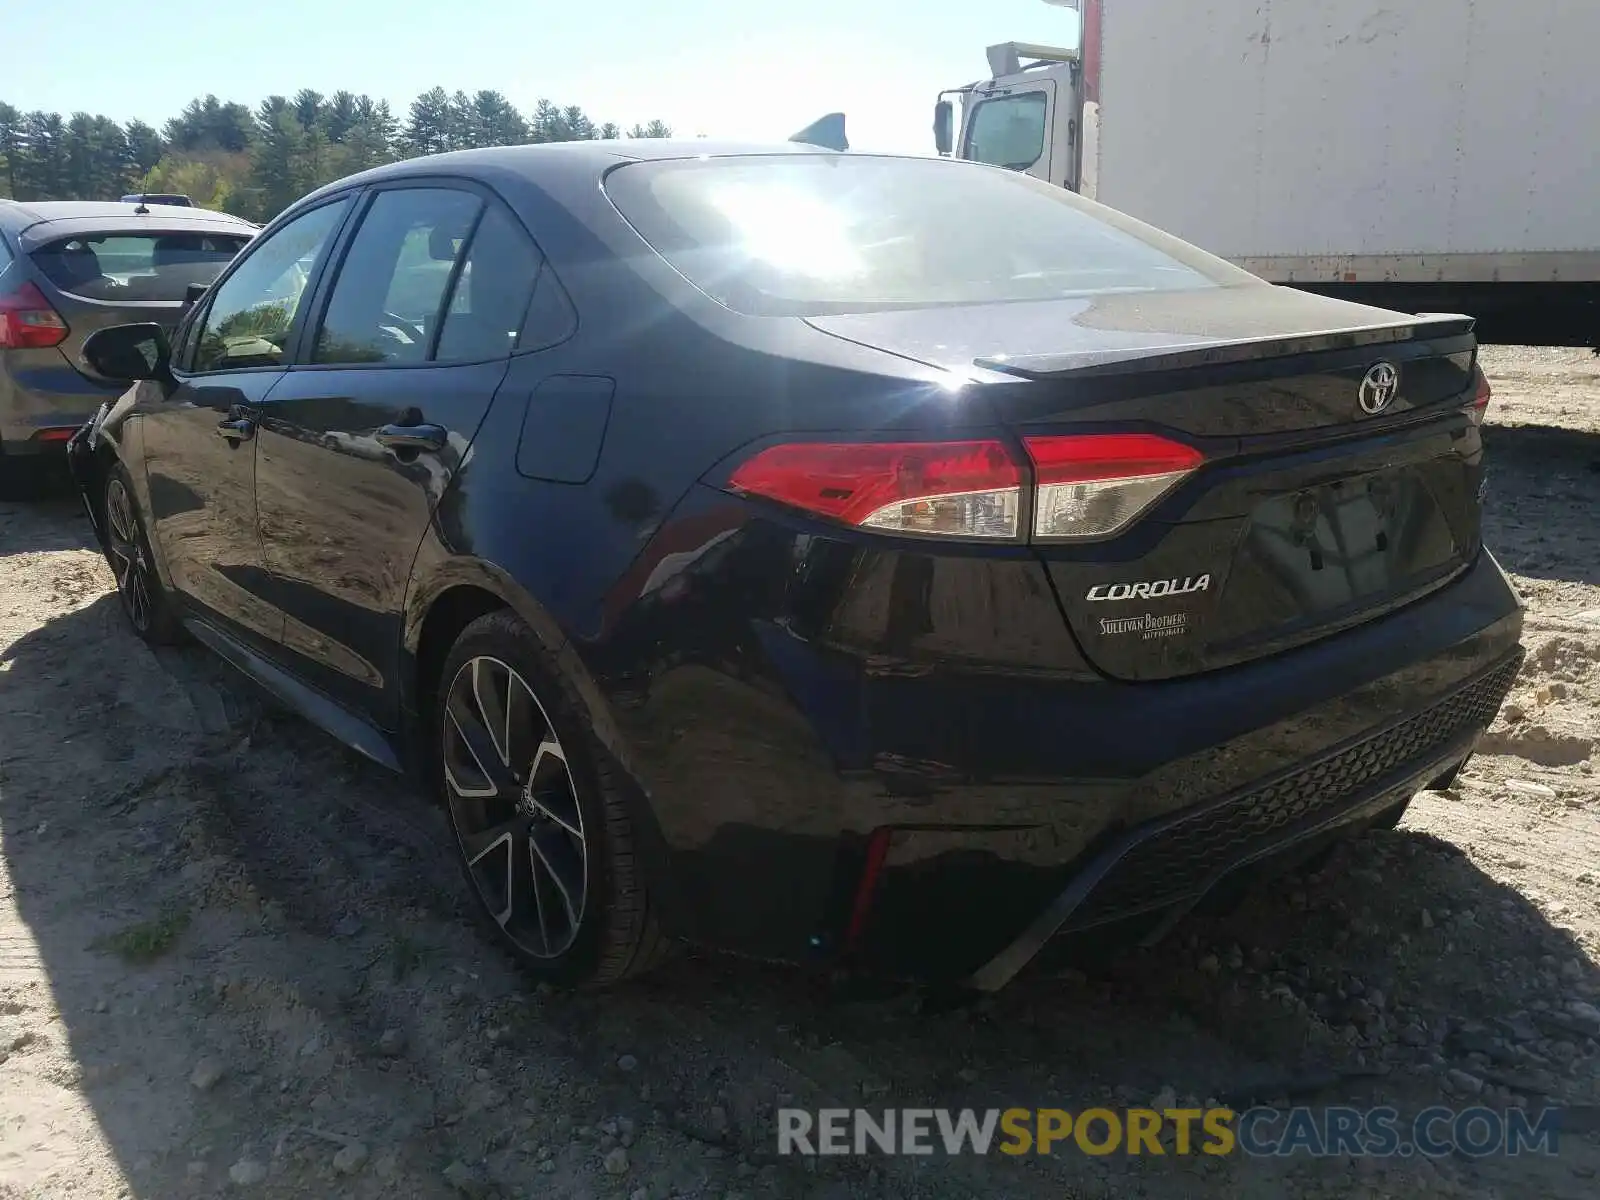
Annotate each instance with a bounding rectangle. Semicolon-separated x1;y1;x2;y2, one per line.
310;187;483;366
308;189;559;366
31;233;248;302
435;205;561;361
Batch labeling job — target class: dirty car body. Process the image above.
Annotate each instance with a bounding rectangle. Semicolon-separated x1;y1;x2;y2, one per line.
68;142;1523;990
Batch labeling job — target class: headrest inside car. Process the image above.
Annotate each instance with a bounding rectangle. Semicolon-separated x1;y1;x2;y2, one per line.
429;222;469;261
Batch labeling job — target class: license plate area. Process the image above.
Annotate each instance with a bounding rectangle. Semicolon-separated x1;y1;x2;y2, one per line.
1237;467;1464;618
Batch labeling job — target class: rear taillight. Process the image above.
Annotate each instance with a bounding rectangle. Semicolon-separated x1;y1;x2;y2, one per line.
726;431;1204;542
1466;363;1491;426
727;440;1023;539
1026;433;1205;541
0;281;69;349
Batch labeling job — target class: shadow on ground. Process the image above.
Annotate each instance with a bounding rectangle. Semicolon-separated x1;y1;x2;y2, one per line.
0;489;89;557
1483;422;1600;587
2;585;1598;1198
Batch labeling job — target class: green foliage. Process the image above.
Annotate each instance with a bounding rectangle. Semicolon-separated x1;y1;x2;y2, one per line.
92;908;191;964
0;89;673;222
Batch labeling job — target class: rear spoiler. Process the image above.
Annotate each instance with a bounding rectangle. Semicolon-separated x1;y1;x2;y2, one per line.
975;314;1477;379
789;113;848;151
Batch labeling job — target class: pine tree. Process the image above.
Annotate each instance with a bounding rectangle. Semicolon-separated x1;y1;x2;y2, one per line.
19;111;67;198
529;99;567;143
0;89;673;212
472;90;527;147
446;90;475;150
405;87;453;156
251;96;304;219
0;103;23;198
63;112;130;199
165;95;255;154
342;96;393;173
293;90;327;138
562;106;595;141
369;99;399;155
325;91;360;144
123;120;165;178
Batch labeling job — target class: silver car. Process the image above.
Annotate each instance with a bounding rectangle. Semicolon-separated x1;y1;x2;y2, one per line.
0;200;253;489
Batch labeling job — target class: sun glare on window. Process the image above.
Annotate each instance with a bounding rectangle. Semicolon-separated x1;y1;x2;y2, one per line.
709;183;863;280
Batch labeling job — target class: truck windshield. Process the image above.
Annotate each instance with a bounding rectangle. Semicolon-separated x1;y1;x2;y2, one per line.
604;154;1257;317
964;92;1049;171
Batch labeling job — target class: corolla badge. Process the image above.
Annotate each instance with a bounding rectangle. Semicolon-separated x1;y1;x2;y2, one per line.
1085;575;1211;602
1358;362;1400;414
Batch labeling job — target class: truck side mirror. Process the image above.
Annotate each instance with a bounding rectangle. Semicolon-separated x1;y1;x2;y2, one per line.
933;100;954;156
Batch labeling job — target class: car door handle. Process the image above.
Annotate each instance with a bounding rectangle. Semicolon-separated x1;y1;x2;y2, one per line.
375;423;447;452
216;417;255;443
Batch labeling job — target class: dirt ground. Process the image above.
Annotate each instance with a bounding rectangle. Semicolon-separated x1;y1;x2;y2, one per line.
2;345;1598;1200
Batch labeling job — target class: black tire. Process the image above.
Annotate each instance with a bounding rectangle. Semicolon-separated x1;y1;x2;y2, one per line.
103;463;184;645
433;609;670;988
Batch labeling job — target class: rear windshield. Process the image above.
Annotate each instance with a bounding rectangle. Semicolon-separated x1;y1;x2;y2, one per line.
32;232;248;302
603;155;1258;317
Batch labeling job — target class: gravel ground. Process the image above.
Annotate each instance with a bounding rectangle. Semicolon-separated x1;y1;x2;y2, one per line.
1;345;1598;1199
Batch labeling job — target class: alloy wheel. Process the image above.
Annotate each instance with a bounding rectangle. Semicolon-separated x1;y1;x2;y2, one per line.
442;656;588;959
105;477;152;633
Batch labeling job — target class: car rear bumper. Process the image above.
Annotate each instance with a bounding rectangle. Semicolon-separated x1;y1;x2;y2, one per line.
0;417;97;456
1;355;120;456
963;648;1519;990
603;520;1524;985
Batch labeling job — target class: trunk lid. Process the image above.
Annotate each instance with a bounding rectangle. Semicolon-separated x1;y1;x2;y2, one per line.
807;286;1485;681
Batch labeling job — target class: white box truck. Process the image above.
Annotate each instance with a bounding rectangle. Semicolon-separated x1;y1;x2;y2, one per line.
931;0;1600;346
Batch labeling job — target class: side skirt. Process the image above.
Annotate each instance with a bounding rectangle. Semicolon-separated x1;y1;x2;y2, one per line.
182;616;405;774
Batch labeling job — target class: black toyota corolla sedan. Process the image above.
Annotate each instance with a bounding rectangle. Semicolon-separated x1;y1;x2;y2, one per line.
67;140;1523;991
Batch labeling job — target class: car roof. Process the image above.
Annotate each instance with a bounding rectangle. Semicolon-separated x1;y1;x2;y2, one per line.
0;199;256;246
291;138;862;206
372;137;829;176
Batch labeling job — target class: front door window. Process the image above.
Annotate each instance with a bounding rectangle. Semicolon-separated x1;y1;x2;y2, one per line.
190;199;351;373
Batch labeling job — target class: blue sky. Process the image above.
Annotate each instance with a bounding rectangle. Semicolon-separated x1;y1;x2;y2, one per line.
4;0;1078;155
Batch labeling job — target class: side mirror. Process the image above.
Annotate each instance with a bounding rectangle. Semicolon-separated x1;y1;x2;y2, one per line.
933;100;954;156
82;323;172;384
184;281;210;307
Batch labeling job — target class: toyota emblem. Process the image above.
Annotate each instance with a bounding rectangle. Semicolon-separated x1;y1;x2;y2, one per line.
1358;362;1400;414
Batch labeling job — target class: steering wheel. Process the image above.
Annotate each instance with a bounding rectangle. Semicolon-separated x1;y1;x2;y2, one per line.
383;310;425;334
376;311;426;352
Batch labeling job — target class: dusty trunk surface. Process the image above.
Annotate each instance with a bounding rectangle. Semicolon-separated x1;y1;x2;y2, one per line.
1;345;1597;1199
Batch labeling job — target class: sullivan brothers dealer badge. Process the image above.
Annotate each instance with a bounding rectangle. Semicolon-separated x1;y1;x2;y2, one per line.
1099;611;1191;640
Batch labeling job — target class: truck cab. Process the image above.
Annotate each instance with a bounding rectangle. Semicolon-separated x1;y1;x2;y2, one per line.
936;43;1084;192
